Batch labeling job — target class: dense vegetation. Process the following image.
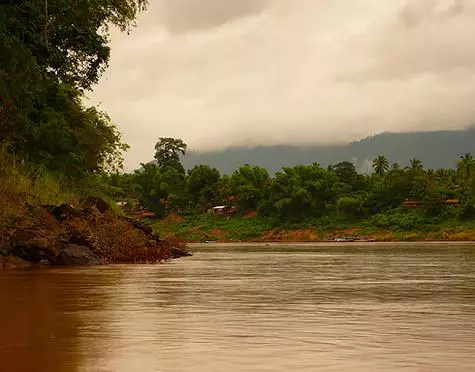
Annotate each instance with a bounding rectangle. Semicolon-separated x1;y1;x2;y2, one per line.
182;129;475;174
0;1;189;266
0;0;147;178
0;0;152;212
108;138;475;241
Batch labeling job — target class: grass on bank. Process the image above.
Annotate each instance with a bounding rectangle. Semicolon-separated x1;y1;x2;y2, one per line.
152;210;475;242
0;144;74;206
0;143;122;211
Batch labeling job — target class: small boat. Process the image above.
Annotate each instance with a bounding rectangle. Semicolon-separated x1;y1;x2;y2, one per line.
335;237;355;242
325;236;375;243
354;237;376;242
325;236;355;242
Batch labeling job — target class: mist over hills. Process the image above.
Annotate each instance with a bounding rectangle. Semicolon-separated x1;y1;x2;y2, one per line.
182;129;475;174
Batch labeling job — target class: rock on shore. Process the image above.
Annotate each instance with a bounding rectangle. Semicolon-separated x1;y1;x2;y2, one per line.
0;199;191;268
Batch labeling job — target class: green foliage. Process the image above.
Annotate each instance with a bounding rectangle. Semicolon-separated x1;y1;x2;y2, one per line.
337;196;364;218
409;158;423;171
125;141;475;242
131;163;168;217
1;0;139;177
0;0;148;91
369;211;424;231
332;161;363;189
266;164;339;222
108;137;475;238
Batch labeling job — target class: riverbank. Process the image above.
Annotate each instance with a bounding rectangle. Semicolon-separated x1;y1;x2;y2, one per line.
153;213;475;243
0;147;191;269
189;241;475;249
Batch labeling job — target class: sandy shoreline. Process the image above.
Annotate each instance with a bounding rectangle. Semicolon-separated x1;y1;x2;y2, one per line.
189;241;475;248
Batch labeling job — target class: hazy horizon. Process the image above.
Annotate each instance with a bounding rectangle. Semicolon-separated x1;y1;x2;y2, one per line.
90;0;475;169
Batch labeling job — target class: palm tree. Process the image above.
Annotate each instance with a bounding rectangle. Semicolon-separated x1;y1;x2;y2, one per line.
372;155;389;176
436;168;454;183
426;169;436;182
391;163;401;170
409;158;423;171
457;153;475;180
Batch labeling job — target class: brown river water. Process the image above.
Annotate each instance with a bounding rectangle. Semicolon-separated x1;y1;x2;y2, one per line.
1;244;475;372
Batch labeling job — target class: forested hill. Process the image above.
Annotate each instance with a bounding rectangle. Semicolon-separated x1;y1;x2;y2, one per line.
182;129;475;174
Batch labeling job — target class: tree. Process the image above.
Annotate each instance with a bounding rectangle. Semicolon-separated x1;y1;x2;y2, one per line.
187;165;221;209
372;155;389;176
268;163;338;221
365;166;410;211
154;137;187;171
409;158;423;171
332;161;357;186
457;153;475;181
132;163;168;217
0;0;148;91
0;0;146;175
331;161;367;191
231;165;270;211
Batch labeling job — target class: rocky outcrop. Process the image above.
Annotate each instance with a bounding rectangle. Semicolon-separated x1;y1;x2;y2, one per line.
171;247;193;258
0;255;34;269
1;198;191;269
81;196;111;214
120;215;154;235
11;229;61;263
56;244;100;266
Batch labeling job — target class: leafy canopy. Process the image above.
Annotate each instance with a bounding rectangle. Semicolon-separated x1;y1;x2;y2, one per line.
0;0;146;176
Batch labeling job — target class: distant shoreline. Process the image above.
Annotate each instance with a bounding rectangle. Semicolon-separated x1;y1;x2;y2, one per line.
189;241;475;248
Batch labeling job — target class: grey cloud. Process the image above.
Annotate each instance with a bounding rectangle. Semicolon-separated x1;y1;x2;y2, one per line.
91;0;475;169
154;0;269;33
401;0;465;26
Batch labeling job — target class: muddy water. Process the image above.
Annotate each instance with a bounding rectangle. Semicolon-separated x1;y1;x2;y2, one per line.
1;244;475;371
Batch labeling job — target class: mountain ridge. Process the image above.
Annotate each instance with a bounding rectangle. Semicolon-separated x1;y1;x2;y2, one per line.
181;129;475;174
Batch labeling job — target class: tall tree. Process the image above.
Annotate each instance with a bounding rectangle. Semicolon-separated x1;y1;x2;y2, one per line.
154;137;187;170
457;153;475;180
0;0;148;91
0;0;147;174
372;155;389;176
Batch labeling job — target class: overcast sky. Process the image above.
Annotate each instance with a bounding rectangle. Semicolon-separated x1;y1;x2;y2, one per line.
89;0;475;169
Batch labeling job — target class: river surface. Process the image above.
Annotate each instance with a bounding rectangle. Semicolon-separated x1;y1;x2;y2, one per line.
1;244;475;372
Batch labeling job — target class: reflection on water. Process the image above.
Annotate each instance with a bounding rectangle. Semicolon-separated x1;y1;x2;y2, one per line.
1;244;475;372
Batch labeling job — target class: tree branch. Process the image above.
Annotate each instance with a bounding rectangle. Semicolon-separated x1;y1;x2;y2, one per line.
44;0;49;49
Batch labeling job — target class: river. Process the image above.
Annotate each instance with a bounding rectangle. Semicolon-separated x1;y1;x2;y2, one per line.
1;244;475;371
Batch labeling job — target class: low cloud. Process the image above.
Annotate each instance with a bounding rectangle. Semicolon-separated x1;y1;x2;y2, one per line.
153;0;269;33
90;0;475;169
